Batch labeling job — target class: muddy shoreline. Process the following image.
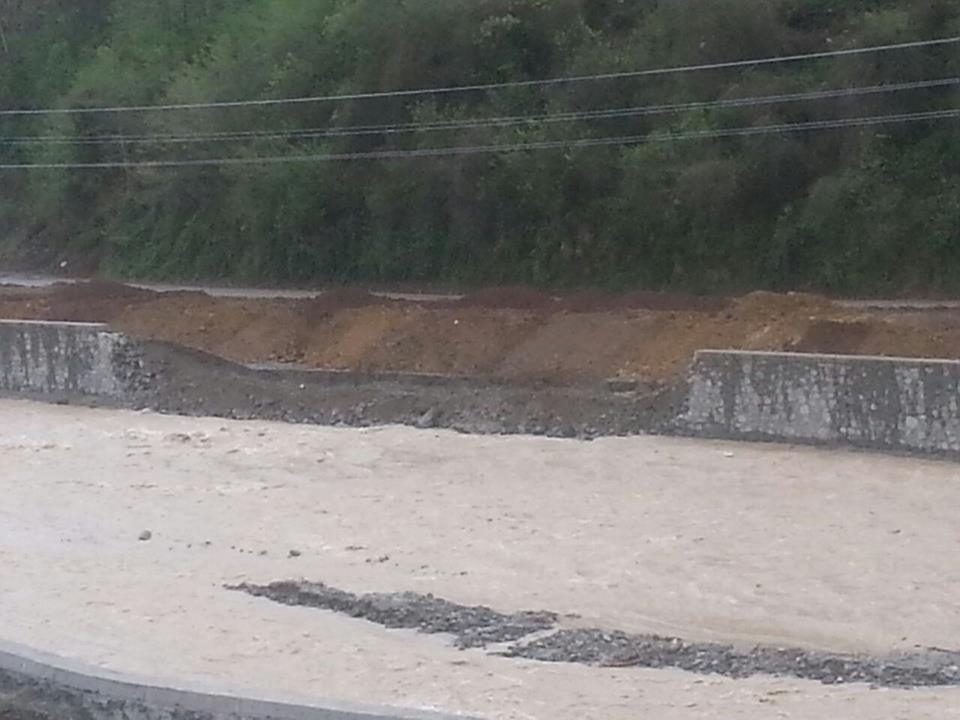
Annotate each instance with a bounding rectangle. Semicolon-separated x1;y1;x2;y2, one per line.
2;339;685;439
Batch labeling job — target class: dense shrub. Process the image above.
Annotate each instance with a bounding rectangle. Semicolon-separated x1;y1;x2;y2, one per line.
0;0;957;293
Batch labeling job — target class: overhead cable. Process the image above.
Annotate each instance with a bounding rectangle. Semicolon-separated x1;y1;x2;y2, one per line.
0;108;955;170
2;77;956;146
1;36;957;117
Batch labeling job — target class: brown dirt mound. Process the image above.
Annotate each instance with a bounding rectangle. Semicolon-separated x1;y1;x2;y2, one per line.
298;288;392;319
557;290;729;313
295;306;544;377
454;287;558;311
789;321;873;354
498;312;661;383
0;280;159;323
732;291;835;320
51;280;157;302
112;293;302;365
51;280;158;324
622;290;730;313
0;284;46;301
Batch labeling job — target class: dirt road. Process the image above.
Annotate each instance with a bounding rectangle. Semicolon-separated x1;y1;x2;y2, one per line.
0;272;460;301
2;400;959;719
4;273;960;309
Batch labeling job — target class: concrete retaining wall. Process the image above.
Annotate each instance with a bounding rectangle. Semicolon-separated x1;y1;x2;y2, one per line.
0;320;143;397
682;350;960;454
6;320;960;456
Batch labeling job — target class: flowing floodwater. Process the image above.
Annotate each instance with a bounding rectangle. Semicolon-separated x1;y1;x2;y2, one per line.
2;399;960;718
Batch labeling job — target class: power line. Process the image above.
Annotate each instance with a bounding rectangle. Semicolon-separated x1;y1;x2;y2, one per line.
3;77;956;146
1;108;956;170
1;36;958;117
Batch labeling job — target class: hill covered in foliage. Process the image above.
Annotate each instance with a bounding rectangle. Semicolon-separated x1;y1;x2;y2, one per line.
0;0;958;293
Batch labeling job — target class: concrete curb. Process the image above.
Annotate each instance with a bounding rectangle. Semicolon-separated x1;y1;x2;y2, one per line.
0;638;473;720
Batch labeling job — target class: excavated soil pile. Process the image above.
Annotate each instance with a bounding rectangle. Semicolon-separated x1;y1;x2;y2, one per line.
3;282;960;384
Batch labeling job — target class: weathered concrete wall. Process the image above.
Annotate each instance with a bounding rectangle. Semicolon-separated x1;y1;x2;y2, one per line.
0;320;144;397
682;350;960;454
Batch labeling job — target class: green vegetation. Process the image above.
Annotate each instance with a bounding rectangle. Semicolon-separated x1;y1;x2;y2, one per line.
0;0;958;293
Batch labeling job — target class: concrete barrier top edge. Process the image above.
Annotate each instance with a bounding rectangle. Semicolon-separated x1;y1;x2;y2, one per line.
0;637;473;720
693;349;960;367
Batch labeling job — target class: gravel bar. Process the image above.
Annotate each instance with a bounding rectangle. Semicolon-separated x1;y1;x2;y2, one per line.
233;581;960;688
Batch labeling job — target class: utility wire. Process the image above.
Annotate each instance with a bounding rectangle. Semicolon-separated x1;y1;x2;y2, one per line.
1;36;957;117
2;77;956;146
1;108;956;170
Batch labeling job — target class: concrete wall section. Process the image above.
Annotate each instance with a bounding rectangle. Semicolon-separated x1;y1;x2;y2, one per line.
0;320;144;397
0;638;463;720
682;350;960;453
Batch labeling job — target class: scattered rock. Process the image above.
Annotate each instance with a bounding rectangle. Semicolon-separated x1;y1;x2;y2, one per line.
416;408;439;429
606;378;639;393
138;530;152;542
288;549;302;558
229;580;557;649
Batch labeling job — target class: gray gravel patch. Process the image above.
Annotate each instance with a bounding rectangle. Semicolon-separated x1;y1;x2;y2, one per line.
504;629;960;687
229;582;558;649
232;581;960;688
101;340;685;440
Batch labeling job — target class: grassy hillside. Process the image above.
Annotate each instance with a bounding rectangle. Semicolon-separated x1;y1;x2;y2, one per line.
0;0;958;293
